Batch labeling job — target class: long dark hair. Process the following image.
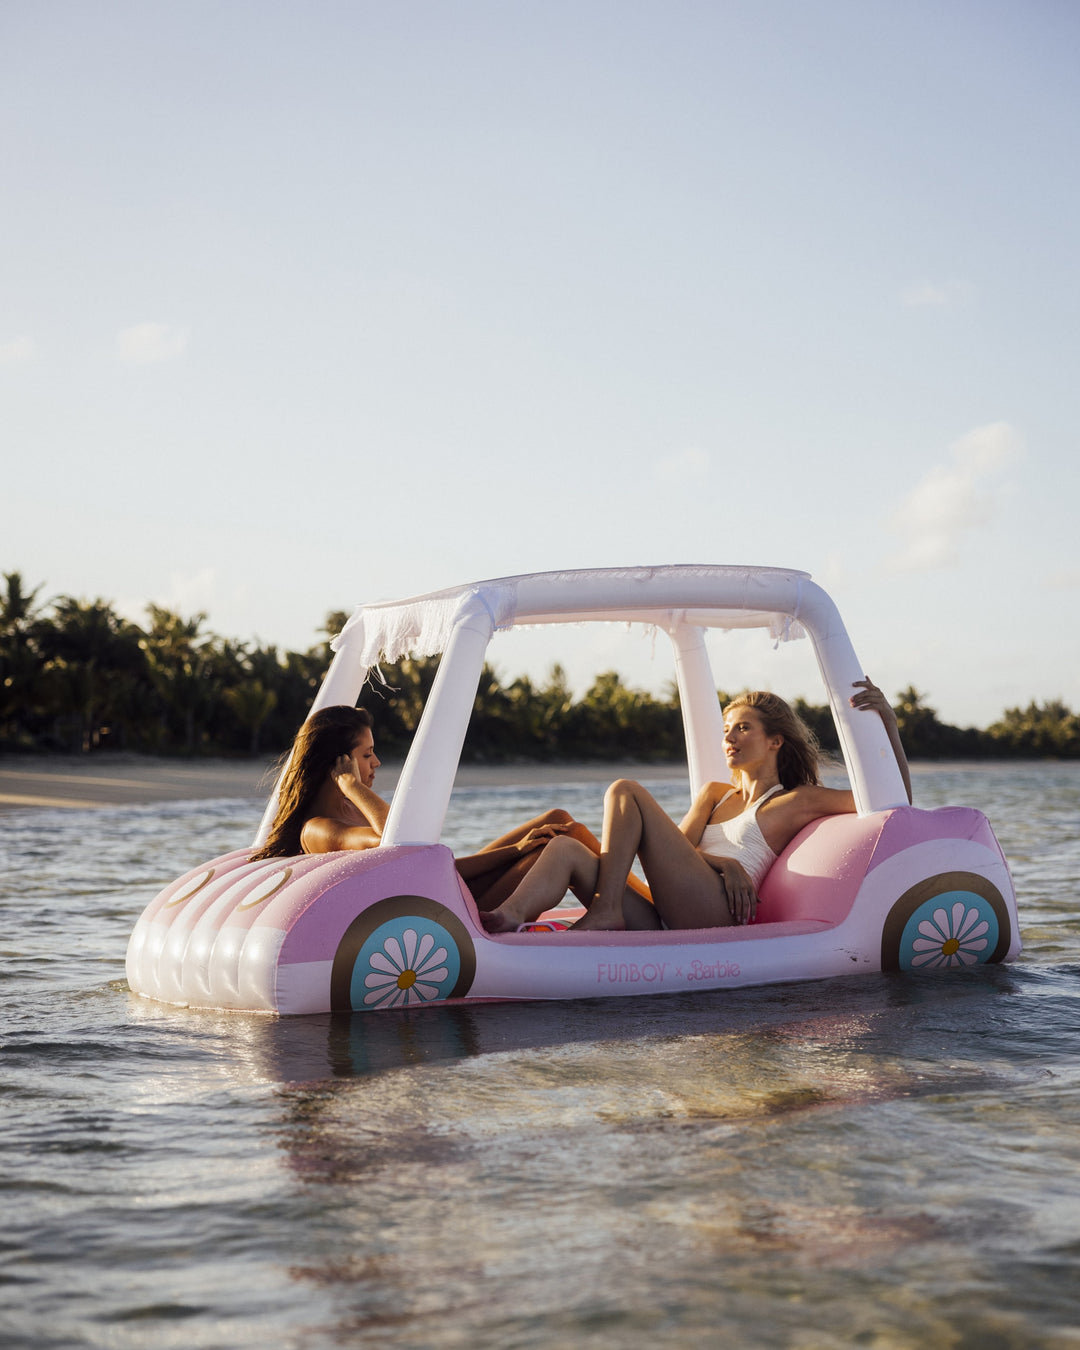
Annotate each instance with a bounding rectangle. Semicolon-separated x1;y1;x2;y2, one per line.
724;691;821;789
251;706;374;860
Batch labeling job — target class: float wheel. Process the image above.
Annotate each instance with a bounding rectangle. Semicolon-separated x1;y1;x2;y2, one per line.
880;871;1011;973
330;895;476;1012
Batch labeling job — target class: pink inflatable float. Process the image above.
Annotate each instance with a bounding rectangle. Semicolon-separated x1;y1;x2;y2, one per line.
126;565;1018;1014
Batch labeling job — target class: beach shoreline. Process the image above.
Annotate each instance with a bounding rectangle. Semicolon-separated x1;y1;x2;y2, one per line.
0;752;1033;813
0;753;691;812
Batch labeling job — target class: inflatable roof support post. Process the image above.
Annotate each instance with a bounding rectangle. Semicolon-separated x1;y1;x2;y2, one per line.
668;619;726;795
797;582;908;813
382;590;496;847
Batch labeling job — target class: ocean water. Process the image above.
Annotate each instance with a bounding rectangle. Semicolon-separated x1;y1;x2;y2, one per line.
2;763;1080;1349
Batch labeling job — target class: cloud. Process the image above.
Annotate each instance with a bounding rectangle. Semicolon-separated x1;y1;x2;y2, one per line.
654;446;710;481
814;551;849;591
901;280;973;309
888;422;1022;571
167;568;217;616
116;322;190;364
1046;568;1080;591
0;334;37;363
114;569;218;631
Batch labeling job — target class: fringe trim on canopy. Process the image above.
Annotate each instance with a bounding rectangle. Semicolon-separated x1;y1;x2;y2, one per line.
329;565;810;669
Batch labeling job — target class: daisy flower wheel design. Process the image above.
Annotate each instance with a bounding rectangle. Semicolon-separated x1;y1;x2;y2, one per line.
881;873;1010;975
910;900;990;969
363;927;451;1008
330;895;477;1013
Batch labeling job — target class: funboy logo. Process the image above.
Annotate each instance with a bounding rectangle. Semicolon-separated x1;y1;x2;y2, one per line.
596;958;741;985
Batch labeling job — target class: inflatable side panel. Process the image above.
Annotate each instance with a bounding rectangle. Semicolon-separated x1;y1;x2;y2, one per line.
468;920;839;1002
199;856;332;1008
127;851;259;1002
270;845;468;1014
853;831;1018;973
127;809;1019;1012
127;845;461;1011
868;809;1018;971
758;807;1017;934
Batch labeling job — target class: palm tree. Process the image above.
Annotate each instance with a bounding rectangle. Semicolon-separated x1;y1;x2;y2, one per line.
219;642;281;754
987;699;1080;757
140;606;220;753
0;571;45;745
36;596;146;751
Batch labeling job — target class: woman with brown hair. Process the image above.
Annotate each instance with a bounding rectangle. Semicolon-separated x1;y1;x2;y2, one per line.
250;705;609;912
481;679;911;933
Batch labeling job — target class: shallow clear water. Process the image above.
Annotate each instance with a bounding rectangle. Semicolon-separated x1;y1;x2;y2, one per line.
2;765;1080;1349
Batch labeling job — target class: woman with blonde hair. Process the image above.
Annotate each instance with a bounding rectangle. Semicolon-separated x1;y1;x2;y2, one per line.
481;679;911;933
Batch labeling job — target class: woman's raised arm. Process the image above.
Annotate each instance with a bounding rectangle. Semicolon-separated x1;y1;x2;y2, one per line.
299;756;390;853
850;678;912;804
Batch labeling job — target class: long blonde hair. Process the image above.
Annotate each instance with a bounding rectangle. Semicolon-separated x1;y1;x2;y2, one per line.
724;691;820;789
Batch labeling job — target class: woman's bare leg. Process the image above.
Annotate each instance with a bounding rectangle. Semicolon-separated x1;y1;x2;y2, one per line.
572;779;732;931
564;821;652;903
458;810;575;909
480;836;599;934
464;850;544;910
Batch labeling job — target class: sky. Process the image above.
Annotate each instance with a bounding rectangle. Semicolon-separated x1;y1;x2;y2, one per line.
3;0;1078;729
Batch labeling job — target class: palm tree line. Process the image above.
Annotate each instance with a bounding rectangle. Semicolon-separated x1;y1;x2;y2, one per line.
2;572;1077;760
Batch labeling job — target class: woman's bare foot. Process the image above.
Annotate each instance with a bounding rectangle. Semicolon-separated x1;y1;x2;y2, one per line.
479;902;527;934
568;900;625;931
478;836;599;934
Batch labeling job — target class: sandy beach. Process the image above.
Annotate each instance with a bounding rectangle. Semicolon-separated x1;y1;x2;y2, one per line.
0;754;689;813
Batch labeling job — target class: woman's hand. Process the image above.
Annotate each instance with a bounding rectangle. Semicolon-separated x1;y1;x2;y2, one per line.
722;858;760;926
330;754;365;799
850;678;895;722
706;854;760;925
311;752;390;849
850;677;912;803
515;823;569;855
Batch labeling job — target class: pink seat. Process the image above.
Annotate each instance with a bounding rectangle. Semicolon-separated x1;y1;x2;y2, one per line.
756;812;888;926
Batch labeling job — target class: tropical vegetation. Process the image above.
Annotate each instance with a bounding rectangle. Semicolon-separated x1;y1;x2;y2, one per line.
2;572;1077;760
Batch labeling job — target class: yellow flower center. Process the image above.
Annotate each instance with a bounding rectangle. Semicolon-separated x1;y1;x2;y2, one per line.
941;938;960;956
397;969;417;990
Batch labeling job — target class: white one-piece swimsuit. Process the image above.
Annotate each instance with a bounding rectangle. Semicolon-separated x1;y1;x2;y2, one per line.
696;784;784;888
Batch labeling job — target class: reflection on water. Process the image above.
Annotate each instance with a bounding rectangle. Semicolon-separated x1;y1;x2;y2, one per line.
2;765;1080;1347
253;966;1076;1348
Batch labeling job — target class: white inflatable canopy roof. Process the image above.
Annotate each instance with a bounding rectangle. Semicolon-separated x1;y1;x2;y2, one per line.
330;564;813;676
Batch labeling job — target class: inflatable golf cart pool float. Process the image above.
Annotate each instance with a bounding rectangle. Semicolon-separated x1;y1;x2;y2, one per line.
126;565;1019;1014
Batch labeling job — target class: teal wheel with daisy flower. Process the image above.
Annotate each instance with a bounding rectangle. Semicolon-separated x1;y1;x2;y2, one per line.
330;896;476;1012
881;871;1011;973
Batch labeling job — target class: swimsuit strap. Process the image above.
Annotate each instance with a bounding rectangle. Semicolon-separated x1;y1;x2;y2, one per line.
747;783;784;814
709;783;780;822
708;787;739;821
